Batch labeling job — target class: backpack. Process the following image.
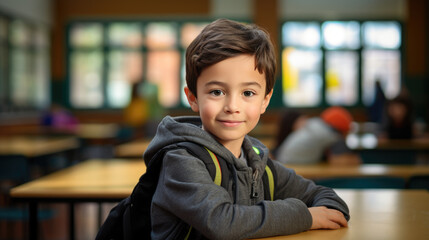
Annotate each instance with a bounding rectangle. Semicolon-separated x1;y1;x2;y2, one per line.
96;142;277;240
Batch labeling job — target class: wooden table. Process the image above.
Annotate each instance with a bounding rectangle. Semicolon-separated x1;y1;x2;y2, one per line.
11;159;143;240
114;139;151;158
0;135;80;179
252;189;429;240
11;159;429;240
0;135;80;158
74;123;119;140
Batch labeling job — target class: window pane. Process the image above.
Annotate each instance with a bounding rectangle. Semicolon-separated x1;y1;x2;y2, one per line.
325;51;358;105
33;48;50;108
70;51;104;108
282;22;320;48
146;50;180;107
7;21;50;110
322;21;360;49
180;22;208;48
34;26;49;48
362;50;400;105
10;20;31;47
107;51;143;108
145;23;177;49
10;49;32;106
108;23;142;47
282;47;322;106
33;27;50;108
362;21;401;49
70;23;103;48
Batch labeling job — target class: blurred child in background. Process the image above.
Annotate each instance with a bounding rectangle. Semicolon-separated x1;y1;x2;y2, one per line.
275;107;361;165
380;90;415;140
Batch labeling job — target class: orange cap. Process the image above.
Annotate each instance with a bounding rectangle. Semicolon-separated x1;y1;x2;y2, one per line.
320;107;353;134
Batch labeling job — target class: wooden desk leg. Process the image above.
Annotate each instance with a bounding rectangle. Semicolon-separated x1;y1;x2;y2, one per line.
29;202;38;240
69;203;75;240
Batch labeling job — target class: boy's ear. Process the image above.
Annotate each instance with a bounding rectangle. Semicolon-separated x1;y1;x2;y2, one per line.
260;89;273;114
184;86;199;112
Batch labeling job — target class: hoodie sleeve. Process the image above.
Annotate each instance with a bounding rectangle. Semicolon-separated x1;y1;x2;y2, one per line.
151;149;318;240
271;160;350;221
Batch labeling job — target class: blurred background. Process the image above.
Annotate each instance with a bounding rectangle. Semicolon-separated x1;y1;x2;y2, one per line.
0;0;427;134
0;0;428;239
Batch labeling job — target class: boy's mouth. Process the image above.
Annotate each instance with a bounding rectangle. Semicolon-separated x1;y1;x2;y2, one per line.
218;120;243;127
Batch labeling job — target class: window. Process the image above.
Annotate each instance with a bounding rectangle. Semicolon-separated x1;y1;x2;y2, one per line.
361;21;401;105
67;20;209;109
0;16;50;113
281;20;402;107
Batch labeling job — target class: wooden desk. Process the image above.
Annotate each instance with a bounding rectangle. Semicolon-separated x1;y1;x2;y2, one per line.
114;139;151;158
287;163;429;179
11;159;429;240
11;159;144;200
0;135;80;158
11;159;144;240
74;123;119;140
252;189;429;240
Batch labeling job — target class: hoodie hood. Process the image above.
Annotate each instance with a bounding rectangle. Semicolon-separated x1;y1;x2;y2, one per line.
143;115;269;176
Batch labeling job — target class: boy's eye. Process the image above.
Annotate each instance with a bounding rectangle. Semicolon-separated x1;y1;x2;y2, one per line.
243;91;255;97
210;89;224;96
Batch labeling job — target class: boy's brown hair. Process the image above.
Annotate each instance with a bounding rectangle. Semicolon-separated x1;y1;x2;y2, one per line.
185;18;277;97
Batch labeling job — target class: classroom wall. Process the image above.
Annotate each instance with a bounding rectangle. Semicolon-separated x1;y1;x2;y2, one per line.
404;0;429;122
0;0;52;25
279;0;406;19
51;0;210;80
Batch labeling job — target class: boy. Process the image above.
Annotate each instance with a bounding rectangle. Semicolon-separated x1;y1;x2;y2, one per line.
145;19;349;239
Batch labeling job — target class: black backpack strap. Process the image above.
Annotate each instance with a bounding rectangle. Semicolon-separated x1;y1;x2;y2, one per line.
129;142;231;240
95;197;131;240
127;143;189;240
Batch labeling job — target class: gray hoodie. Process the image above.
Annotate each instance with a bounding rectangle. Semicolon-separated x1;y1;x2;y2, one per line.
145;116;349;240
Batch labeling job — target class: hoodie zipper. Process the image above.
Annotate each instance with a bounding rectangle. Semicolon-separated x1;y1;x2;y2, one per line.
251;169;259;200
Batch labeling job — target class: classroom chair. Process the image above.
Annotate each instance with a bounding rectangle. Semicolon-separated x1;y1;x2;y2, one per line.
359;150;417;165
0;155;56;239
407;175;429;191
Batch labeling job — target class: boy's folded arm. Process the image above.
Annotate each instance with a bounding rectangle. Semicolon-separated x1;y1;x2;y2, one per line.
271;160;350;221
153;149;313;239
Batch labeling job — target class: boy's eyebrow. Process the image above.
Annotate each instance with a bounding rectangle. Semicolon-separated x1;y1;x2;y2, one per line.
204;80;263;89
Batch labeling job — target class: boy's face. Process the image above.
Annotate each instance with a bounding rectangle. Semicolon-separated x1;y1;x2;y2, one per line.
185;54;273;150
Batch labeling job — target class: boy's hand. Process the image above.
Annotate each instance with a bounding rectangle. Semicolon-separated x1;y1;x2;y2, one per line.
308;206;348;230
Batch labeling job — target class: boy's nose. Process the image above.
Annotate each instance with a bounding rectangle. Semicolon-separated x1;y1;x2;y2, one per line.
224;96;240;113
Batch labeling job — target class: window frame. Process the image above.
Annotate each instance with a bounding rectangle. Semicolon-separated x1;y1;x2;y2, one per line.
65;18;220;111
0;11;50;117
277;19;404;109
